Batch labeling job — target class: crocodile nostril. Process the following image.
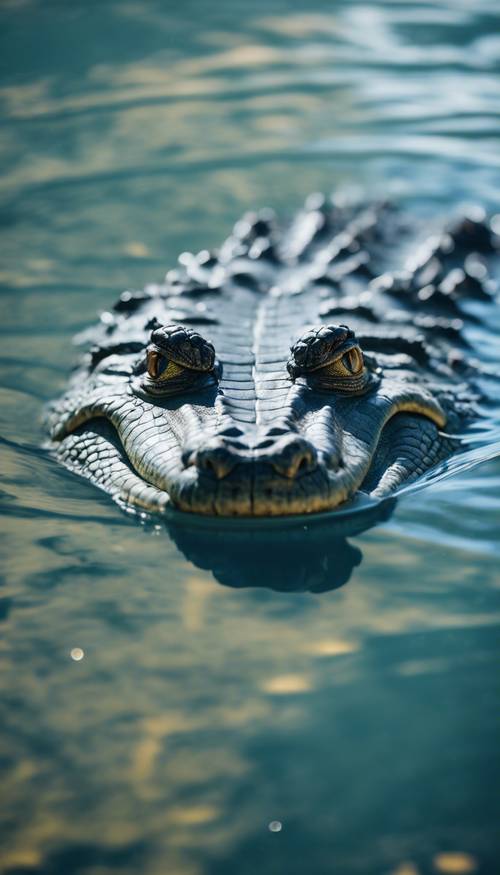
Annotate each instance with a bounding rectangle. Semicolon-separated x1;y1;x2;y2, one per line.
291;451;316;478
186;437;317;480
271;443;317;479
189;445;236;480
297;455;311;474
202;457;218;475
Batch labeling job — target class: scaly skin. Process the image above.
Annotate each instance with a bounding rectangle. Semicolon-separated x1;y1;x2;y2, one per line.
46;196;498;517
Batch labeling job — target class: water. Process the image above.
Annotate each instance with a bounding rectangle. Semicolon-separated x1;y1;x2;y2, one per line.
1;1;499;873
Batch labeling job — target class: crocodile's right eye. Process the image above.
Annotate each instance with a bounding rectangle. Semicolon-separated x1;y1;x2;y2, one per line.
147;350;165;378
146;350;184;381
138;323;218;398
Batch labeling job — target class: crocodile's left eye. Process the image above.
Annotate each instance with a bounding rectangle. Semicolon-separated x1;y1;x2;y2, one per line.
287;324;375;395
138;323;217;397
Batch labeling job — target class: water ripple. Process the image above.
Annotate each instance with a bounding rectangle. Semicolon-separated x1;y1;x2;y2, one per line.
1;3;500;871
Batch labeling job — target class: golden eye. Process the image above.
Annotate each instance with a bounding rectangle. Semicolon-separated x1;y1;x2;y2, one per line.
147;350;166;378
341;347;363;375
146;349;184;381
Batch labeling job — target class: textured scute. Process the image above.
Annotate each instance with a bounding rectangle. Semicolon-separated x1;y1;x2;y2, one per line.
46;195;498;517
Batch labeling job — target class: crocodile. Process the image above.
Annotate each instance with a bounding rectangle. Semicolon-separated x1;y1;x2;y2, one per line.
47;195;498;518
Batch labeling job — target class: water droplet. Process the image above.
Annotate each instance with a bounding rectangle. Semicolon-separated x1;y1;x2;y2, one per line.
268;821;282;833
70;648;84;661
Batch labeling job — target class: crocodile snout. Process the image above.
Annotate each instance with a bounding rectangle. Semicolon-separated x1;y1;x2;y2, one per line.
185;434;318;481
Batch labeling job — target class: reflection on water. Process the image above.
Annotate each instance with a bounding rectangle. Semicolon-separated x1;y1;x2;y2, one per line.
0;1;499;873
165;497;395;592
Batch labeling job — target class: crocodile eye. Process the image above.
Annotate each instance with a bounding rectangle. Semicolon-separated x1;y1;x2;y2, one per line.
146;350;183;381
287;324;376;395
321;343;366;385
340;346;364;376
137;323;218;398
147;350;165;378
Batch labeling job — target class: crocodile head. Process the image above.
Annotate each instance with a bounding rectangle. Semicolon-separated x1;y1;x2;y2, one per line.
48;200;493;517
49;318;454;517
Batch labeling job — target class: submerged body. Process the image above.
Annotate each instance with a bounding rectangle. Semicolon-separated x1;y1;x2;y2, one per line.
47;196;498;517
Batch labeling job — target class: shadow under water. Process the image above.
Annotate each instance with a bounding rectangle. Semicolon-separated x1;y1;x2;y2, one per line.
164;496;396;592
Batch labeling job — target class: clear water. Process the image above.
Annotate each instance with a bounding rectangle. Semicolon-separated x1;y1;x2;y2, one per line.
1;1;499;873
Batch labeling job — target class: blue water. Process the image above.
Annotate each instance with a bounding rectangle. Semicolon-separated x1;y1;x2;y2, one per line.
1;1;499;873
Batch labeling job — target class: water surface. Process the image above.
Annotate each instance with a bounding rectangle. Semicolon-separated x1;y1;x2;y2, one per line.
1;1;499;873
